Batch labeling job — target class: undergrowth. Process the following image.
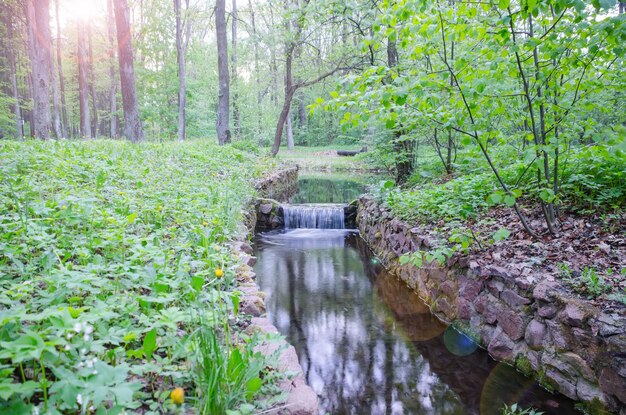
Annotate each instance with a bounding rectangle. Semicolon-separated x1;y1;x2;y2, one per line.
0;140;281;413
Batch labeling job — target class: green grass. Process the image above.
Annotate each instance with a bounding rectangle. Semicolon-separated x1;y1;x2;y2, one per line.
0;139;280;413
275;145;376;171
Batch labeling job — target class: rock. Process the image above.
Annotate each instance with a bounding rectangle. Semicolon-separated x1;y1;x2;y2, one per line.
501;289;532;307
538;305;558;319
486;278;504;297
545;320;572;352
533;280;559;301
435;296;455;320
488;329;515;362
545;368;578;399
460;278;483;301
525;319;546;350
241;295;266;317
259;203;274;215
600;367;626;406
559;302;589;328
576;378;603;402
497;307;526;340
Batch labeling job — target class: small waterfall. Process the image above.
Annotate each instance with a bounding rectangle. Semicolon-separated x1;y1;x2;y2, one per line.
282;204;346;229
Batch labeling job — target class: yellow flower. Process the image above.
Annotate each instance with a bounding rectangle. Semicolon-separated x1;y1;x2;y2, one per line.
215;268;224;278
202;221;208;226
61;205;67;210
170;387;184;405
157;205;163;211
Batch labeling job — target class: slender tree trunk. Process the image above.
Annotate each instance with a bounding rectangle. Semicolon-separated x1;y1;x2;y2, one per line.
174;0;188;141
4;11;23;139
27;0;52;140
55;0;68;137
298;96;306;126
620;2;625;13
271;44;295;156
49;19;61;138
248;0;262;132
113;0;144;142
77;19;92;139
286;110;294;150
215;0;230;144
107;0;118;138
231;0;240;137
88;24;99;138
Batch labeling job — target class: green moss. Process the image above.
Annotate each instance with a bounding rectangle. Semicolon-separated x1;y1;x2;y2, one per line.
574;398;611;415
515;355;533;377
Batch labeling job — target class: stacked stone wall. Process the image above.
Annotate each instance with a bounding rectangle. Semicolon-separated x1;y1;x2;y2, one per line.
357;196;626;414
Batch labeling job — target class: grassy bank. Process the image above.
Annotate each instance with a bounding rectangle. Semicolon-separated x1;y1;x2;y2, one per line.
0;140;282;413
276;145;376;171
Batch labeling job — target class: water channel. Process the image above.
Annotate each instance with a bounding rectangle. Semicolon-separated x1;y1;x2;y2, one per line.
254;174;576;415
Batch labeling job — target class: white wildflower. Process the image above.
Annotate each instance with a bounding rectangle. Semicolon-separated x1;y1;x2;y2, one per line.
32;407;39;415
64;344;71;351
92;370;98;375
83;333;90;342
76;394;83;405
73;323;83;333
84;325;93;335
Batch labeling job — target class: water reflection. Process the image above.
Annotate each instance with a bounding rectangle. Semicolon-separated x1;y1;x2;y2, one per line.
254;230;576;415
291;175;370;204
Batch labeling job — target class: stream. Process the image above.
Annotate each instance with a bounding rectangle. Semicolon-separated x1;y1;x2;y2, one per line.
253;174;577;415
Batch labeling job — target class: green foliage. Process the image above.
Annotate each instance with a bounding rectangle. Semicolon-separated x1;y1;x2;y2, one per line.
559;263;612;298
384;174;495;222
193;323;266;415
0;140;277;412
501;403;544;415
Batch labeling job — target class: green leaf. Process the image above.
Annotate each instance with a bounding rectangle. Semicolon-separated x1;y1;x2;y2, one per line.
142;328;157;361
498;0;511;9
245;377;262;399
126;213;138;224
504;195;516;207
493;228;511;242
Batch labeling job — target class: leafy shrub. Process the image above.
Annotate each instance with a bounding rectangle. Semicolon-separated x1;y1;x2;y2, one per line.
501;403;544;415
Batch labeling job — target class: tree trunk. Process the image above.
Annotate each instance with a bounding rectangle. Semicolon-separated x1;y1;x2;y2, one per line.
215;0;230;144
107;0;118;138
286;110;294;150
113;0;143;142
231;0;240;137
27;0;52;140
55;0;68;137
271;44;295;156
77;19;92;139
248;0;262;132
3;9;23;140
49;17;62;138
174;0;189;141
298;96;306;126
88;24;99;138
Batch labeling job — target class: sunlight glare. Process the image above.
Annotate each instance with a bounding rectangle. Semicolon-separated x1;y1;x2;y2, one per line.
71;0;99;21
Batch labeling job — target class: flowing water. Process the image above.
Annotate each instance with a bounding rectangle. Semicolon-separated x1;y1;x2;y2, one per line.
254;176;576;415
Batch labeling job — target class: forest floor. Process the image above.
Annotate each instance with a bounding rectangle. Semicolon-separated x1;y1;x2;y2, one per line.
277;145;383;171
410;203;626;314
0;139;288;414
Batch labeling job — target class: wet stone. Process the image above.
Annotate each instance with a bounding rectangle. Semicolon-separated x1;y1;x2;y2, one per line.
488;329;515;362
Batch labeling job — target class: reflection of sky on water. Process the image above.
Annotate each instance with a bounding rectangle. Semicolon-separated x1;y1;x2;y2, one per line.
254;229;577;415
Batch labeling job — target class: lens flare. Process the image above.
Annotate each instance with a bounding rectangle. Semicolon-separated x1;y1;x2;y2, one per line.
443;326;478;356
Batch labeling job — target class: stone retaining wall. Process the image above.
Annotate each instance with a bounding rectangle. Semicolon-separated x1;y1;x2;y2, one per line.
357;196;626;414
230;166;318;415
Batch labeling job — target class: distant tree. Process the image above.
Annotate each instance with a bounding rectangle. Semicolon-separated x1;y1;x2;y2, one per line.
231;0;240;137
88;23;98;138
215;0;231;145
54;0;68;137
1;3;23;140
26;0;52;139
107;0;118;138
113;0;143;142
77;17;92;139
174;0;190;141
